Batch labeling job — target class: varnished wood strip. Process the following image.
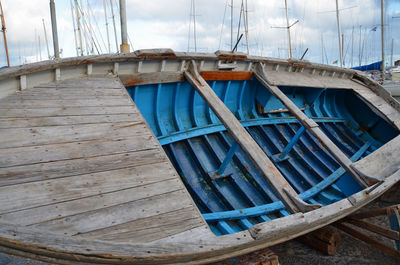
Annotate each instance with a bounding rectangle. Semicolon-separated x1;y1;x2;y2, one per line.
0;113;142;129
0;163;179;214
0;177;182;226
31;190;192;236
0;105;138;118
0;148;166;187
0;121;148;149
200;71;252;81
0;134;158;168
81;207;204;243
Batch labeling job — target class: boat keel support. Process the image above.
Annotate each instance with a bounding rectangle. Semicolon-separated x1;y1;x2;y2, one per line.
254;63;378;188
184;60;319;214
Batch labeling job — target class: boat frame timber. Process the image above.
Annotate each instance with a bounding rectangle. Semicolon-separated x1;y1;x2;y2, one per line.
0;49;399;264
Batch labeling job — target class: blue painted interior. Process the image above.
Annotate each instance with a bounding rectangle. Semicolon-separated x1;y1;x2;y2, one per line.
126;77;398;236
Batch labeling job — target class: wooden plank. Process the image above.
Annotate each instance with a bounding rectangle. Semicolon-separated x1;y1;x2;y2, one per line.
344;218;400;240
200;71;252;81
184;60;308;213
0;121;149;149
31;190;192;236
5;88;125;98
0;163;180;214
254;65;370;187
0;148;166;187
36;78;122;89
4;93;127;101
0;113;142;128
0;105;138;118
0;134;158;168
0;98;133;108
80;207;203;243
334;222;400;259
352;135;400;181
0;177;182;226
119;72;184;87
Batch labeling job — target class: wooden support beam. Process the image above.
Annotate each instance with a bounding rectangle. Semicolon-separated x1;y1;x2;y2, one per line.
184;60;321;213
254;63;373;188
298;226;341;255
344;218;400;240
213;247;279;265
334;222;400;259
348;205;400;219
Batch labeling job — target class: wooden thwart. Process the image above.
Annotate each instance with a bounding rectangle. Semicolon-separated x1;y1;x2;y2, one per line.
184;60;320;213
254;63;373;188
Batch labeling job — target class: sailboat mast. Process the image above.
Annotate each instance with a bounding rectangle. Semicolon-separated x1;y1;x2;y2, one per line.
69;0;79;56
231;0;233;50
351;25;354;67
109;0;119;53
42;19;51;59
245;0;249;54
358;25;361;66
49;0;60;59
103;0;111;53
0;0;10;67
381;0;385;80
335;0;343;67
391;38;394;67
193;0;197;52
74;0;84;56
284;0;292;59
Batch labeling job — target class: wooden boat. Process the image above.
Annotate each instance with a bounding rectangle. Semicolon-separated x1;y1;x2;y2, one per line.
0;49;399;264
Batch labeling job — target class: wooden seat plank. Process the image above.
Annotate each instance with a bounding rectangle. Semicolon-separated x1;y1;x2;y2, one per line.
0;121;149;148
0;113;142;128
30;190;192;236
80;207;204;243
0;177;182;226
0;149;166;187
0;135;158;168
0;105;138;118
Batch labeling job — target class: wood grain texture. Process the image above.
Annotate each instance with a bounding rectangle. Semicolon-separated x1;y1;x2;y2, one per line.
0;75;206;251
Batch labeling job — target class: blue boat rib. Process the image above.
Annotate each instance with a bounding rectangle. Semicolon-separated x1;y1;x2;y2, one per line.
127;79;398;236
158;117;345;145
202;142;371;222
273;126;305;162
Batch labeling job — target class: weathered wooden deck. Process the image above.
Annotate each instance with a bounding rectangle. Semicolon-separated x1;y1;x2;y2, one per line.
0;75;205;244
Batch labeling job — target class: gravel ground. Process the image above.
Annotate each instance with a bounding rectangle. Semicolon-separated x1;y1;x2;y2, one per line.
0;201;398;265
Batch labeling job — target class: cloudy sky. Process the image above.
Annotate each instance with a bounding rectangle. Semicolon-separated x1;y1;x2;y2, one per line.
0;0;399;68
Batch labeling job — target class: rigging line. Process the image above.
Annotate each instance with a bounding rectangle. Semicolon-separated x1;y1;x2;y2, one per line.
110;0;119;53
218;0;228;50
103;0;111;53
236;0;244;44
69;0;79;56
88;0;107;53
187;0;192;52
77;3;101;54
79;0;90;55
87;0;107;53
